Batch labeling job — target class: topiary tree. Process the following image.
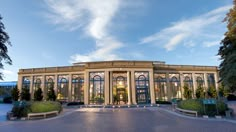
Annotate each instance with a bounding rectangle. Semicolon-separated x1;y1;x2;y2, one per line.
34;87;43;101
47;83;56;101
11;86;19;101
21;87;30;101
196;86;205;99
207;86;217;98
183;85;192;99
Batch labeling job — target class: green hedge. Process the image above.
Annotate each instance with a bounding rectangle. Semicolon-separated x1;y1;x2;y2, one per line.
30;101;62;113
177;99;228;116
11;101;62;118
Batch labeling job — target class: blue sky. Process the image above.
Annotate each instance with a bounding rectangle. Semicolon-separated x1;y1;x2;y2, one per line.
0;0;233;81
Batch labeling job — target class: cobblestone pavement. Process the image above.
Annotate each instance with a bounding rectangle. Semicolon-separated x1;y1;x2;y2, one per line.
0;107;236;132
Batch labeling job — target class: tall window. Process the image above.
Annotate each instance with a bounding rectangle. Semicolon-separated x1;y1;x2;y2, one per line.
112;72;127;105
154;73;167;101
33;76;42;92
72;74;84;102
89;72;104;104
58;75;69;100
135;72;150;104
169;74;181;98
45;76;54;94
183;74;193;97
195;73;204;88
22;77;30;89
207;73;216;88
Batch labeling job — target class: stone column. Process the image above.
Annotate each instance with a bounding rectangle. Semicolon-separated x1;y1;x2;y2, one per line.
149;70;155;104
166;72;171;101
42;75;46;100
110;71;113;104
84;71;89;105
214;72;219;96
17;75;23;97
131;70;136;104
127;71;131;105
30;76;34;100
105;71;110;105
68;74;72;102
179;72;184;99
192;73;197;98
204;73;209;94
54;75;58;99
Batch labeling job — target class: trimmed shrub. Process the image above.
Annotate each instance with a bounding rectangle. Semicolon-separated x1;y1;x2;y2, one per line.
3;96;12;104
11;101;62;118
21;87;30;101
47;87;56;101
67;102;84;106
11;86;19;101
196;86;205;99
177;99;228;116
30;101;62;113
11;101;31;118
227;94;236;101
183;85;192;99
156;101;171;104
34;88;43;101
207;86;217;98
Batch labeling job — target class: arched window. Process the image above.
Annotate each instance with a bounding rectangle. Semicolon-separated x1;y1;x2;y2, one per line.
170;76;181;98
46;78;54;93
22;77;30;89
58;77;68;100
135;72;150;104
184;75;193;98
89;72;104;104
72;76;84;102
154;75;167;101
207;73;215;88
196;77;204;88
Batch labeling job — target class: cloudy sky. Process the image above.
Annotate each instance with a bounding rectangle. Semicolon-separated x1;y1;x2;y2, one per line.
0;0;233;81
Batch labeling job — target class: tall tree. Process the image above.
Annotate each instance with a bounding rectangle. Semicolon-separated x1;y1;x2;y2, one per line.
0;15;12;80
218;0;236;92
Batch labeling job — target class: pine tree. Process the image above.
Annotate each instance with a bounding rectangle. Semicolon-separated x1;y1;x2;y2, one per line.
21;86;30;101
196;86;205;99
0;15;12;80
47;82;56;101
218;0;236;92
34;87;43;101
207;86;217;98
183;85;192;99
11;86;19;101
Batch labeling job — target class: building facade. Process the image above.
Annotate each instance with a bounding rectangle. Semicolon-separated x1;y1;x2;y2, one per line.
17;60;219;105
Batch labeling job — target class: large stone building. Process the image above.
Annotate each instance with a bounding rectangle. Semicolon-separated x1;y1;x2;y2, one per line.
17;60;219;105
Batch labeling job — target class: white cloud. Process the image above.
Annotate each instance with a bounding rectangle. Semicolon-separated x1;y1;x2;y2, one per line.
44;0;124;63
2;70;14;75
140;5;232;51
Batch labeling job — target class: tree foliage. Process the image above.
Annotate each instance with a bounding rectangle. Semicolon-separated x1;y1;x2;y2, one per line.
183;85;192;99
21;87;30;101
0;15;12;80
207;86;217;98
196;86;205;99
11;86;19;101
34;87;43;101
218;0;236;92
47;82;56;101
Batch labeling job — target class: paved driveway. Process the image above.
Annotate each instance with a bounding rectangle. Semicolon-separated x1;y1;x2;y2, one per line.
0;107;236;132
0;104;12;122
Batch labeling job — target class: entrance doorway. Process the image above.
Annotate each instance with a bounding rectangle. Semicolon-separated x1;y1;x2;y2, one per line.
113;72;128;105
135;72;150;104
